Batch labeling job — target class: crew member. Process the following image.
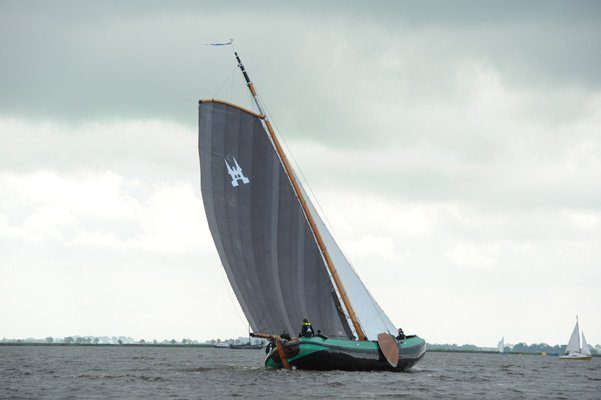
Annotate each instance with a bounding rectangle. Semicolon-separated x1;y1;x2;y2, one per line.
265;338;275;354
396;328;406;340
314;329;328;340
299;318;314;338
280;330;291;340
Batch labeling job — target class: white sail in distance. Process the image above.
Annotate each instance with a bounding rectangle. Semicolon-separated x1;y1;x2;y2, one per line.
497;337;505;353
581;332;591;356
565;320;581;354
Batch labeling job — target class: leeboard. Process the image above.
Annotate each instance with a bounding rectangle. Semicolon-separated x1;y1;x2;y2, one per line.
377;333;399;367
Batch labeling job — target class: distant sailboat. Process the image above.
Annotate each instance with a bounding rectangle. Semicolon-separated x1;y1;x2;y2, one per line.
497;337;505;354
198;50;426;371
581;332;592;358
559;316;592;361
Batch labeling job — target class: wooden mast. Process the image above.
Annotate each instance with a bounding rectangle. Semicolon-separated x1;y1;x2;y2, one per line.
234;52;367;341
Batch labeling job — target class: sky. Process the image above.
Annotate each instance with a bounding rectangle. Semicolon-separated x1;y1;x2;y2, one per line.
1;0;600;347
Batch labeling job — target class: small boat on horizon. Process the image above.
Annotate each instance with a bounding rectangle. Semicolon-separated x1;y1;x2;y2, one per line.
229;342;263;350
559;316;592;361
198;48;425;371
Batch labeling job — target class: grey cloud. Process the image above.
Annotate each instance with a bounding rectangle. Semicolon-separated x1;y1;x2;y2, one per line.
1;1;600;227
0;119;198;185
1;0;600;136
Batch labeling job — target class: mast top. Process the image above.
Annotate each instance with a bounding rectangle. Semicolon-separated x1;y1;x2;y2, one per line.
234;52;265;116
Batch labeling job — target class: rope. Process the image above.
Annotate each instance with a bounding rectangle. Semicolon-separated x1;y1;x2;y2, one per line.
219;264;248;331
211;64;238;99
256;93;393;336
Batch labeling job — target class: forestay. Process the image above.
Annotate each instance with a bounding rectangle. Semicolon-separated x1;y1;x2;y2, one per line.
300;184;397;339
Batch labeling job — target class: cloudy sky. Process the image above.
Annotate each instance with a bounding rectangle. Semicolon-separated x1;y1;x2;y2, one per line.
1;1;599;346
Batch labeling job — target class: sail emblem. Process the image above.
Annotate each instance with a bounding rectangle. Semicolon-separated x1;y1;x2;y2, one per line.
224;157;250;187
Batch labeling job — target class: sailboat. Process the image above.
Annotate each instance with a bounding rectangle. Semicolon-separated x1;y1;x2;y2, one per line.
197;50;426;371
497;337;505;354
559;316;592;361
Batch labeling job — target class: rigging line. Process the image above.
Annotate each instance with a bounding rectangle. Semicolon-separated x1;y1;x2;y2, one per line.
255;95;339;253
252;91;348;257
256;93;361;323
257;92;356;273
229;62;235;100
257;94;393;334
211;64;238;99
255;93;339;244
218;264;248;331
262;104;391;333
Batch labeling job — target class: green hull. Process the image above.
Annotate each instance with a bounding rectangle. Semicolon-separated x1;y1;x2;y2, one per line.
265;336;426;372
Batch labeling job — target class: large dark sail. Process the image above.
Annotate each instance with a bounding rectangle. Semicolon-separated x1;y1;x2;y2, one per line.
198;100;351;338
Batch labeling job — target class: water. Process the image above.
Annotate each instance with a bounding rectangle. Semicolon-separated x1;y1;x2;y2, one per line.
1;346;599;399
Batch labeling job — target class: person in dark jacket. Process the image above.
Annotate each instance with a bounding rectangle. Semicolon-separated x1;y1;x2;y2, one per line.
314;329;328;340
265;339;275;354
299;318;314;338
280;330;291;340
396;328;406;340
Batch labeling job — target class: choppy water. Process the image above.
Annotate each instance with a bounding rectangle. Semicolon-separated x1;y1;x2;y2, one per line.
1;346;599;399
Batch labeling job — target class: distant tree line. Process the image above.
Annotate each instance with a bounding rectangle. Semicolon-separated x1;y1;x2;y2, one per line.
427;342;599;355
511;342;566;354
0;336;200;345
427;343;480;351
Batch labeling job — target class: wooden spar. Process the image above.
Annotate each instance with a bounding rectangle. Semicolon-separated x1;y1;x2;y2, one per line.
234;52;367;341
249;333;291;368
249;332;276;340
199;99;264;119
275;340;291;369
262;118;367;342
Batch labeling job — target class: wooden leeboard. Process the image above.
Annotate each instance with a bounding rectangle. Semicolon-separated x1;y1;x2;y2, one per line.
377;333;399;368
275;340;291;369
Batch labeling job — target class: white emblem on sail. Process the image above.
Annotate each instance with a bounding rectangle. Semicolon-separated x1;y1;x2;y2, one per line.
224;157;250;187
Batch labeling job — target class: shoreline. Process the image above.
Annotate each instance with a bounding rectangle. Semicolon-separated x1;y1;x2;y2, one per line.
1;342;598;356
0;342;215;348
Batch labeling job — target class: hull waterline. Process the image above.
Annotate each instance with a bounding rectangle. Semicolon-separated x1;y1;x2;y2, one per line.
265;336;426;372
559;354;592;361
